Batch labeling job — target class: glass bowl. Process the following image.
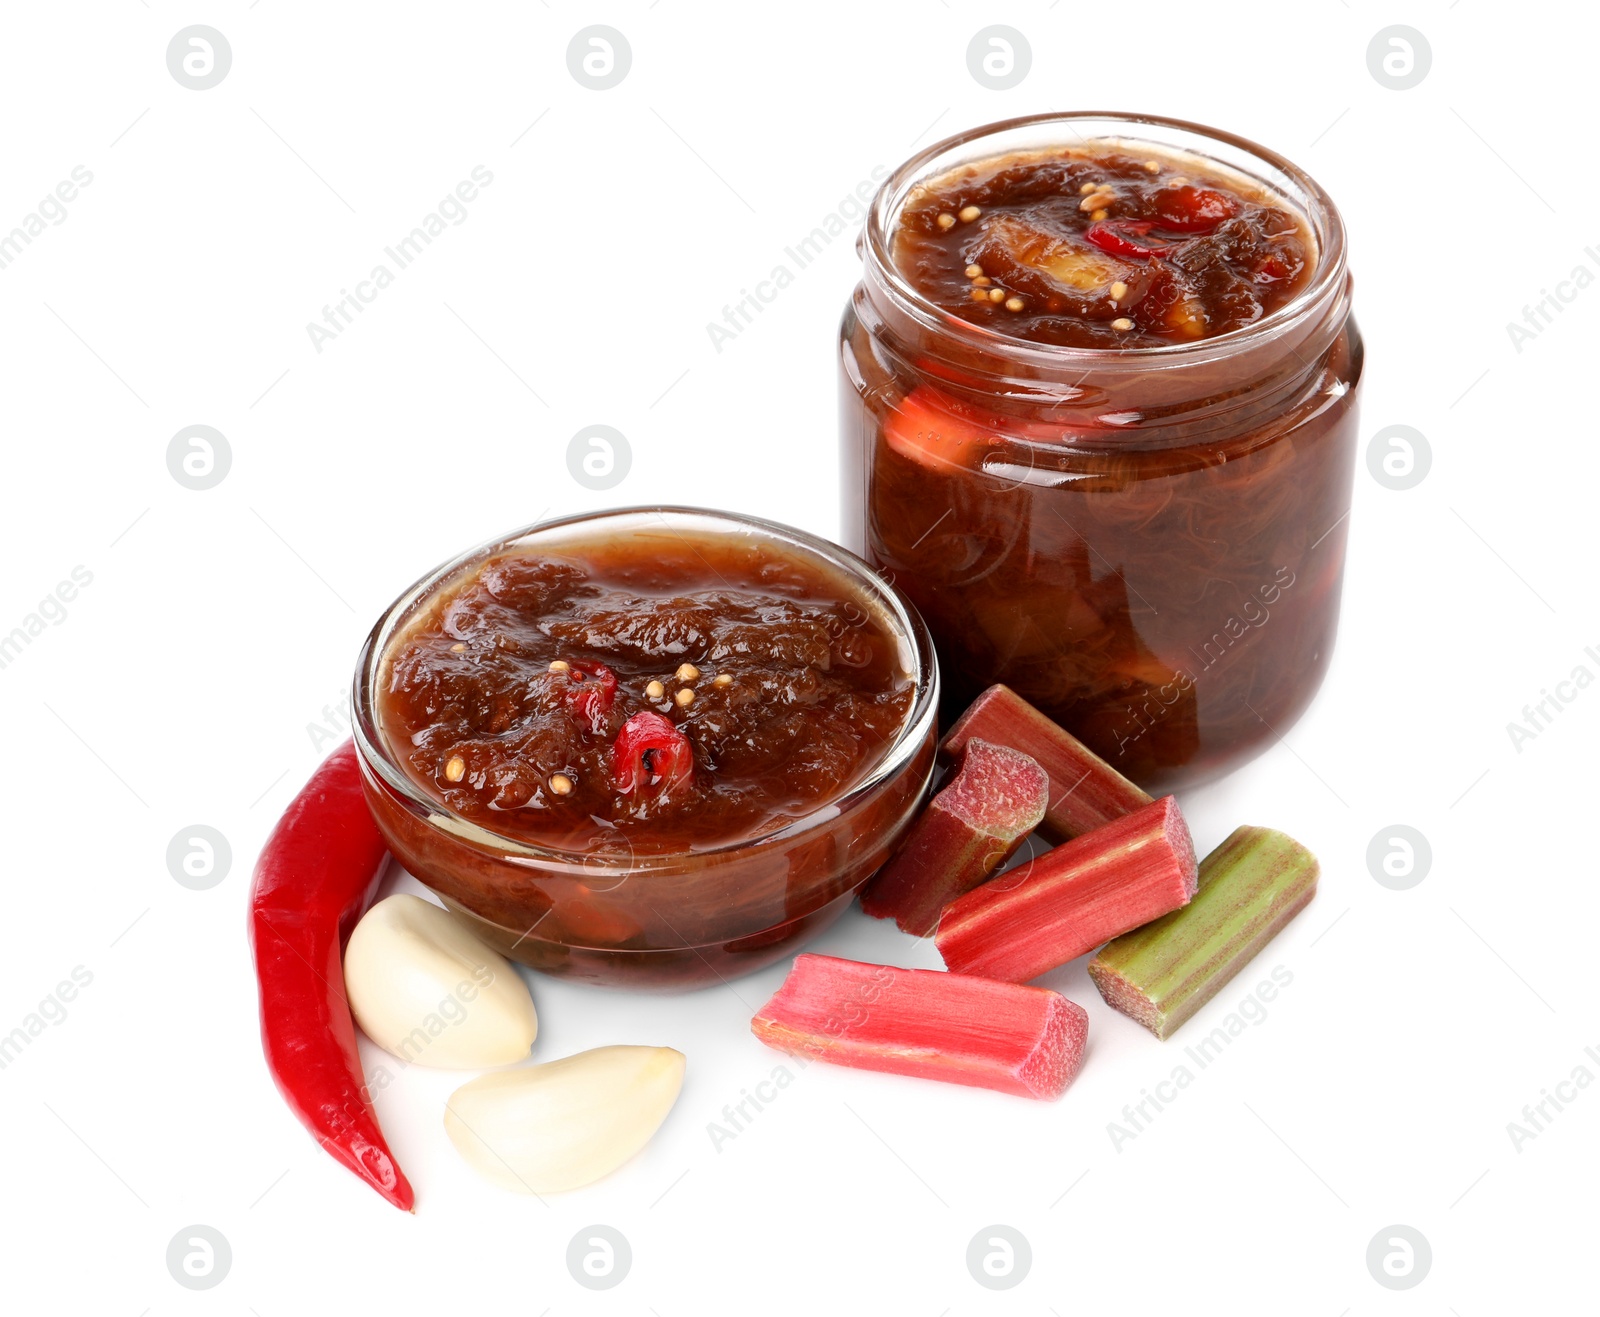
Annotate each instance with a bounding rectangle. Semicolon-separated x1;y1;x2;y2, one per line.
351;506;939;990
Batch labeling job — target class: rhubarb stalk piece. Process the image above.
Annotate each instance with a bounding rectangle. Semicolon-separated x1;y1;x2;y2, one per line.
1088;826;1318;1039
750;954;1088;1100
860;738;1048;936
935;795;1197;983
941;684;1152;841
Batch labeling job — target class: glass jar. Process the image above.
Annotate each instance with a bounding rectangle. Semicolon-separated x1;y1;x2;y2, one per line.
840;112;1361;792
352;507;939;991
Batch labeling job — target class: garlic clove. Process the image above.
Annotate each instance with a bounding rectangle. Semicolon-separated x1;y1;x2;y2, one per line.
443;1045;686;1194
343;893;537;1069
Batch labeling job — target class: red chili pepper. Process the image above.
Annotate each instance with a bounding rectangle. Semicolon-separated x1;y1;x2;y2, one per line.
1151;185;1235;233
563;662;618;734
1084;219;1170;259
613;710;694;796
1252;251;1293;284
249;741;414;1212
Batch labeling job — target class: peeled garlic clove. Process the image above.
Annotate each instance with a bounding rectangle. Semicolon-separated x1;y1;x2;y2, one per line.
444;1046;685;1194
343;893;537;1069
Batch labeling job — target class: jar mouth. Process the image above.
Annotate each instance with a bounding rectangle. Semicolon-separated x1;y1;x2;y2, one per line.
351;505;940;875
862;110;1349;374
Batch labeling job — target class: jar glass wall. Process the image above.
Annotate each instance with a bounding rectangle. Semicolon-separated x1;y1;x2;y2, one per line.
840;113;1362;792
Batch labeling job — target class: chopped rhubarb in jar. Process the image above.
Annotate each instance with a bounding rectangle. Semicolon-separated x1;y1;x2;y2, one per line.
893;139;1311;347
840;113;1361;790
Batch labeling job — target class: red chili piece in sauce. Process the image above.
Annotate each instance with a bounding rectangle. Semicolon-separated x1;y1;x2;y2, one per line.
1152;185;1236;233
563;661;618;734
612;711;695;797
1083;219;1172;260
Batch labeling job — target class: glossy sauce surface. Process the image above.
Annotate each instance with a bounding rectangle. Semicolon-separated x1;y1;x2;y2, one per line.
378;534;916;854
894;145;1314;348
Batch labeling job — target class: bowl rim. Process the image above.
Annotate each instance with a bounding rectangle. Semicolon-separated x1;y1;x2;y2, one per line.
351;504;940;874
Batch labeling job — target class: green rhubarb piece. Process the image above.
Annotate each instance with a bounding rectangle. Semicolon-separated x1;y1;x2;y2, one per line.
1087;825;1318;1040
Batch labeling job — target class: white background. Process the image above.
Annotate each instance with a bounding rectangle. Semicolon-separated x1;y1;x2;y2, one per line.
0;2;1593;1312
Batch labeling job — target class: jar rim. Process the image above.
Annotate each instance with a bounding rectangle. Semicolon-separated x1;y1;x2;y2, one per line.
350;504;940;874
862;110;1349;373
